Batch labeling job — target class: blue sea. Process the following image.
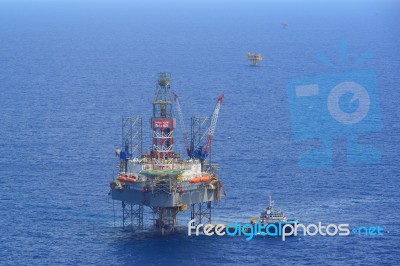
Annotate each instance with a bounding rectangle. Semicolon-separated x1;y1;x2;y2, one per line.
1;0;399;265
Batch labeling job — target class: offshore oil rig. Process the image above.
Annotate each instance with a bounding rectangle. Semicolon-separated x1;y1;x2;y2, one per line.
109;73;224;235
247;52;263;66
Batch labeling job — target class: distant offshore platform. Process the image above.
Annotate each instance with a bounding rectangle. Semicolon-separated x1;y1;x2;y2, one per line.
247;52;263;66
109;73;224;235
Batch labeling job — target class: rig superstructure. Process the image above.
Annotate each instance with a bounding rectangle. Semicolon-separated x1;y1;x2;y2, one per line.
109;73;224;235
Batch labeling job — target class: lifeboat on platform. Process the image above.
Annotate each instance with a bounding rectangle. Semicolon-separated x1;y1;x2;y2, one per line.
117;175;136;183
125;177;136;183
189;175;214;183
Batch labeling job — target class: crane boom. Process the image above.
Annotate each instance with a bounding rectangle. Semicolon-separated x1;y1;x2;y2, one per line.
204;94;224;156
173;92;190;156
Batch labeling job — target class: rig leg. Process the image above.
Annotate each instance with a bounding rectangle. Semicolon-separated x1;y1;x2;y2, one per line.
191;201;212;225
132;204;144;230
122;202;144;231
153;207;179;235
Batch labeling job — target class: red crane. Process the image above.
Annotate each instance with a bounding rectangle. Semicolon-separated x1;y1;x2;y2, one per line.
173;93;224;160
203;94;224;157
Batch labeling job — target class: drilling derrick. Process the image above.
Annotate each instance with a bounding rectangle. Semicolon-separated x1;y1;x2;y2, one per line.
151;73;175;160
109;73;224;235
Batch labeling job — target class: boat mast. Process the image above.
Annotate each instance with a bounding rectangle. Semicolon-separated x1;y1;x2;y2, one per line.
269;195;272;208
